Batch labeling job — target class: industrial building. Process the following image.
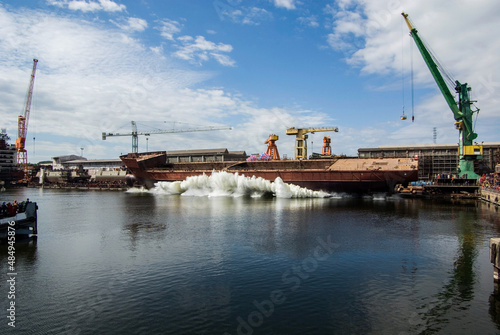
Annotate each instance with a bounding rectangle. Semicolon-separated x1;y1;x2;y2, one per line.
358;142;500;180
40;155;126;184
165;149;247;163
51;155;123;170
0;129;19;184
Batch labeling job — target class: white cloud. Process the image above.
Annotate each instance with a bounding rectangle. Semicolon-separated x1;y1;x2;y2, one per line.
271;0;297;10
155;19;235;67
156;19;182;41
111;17;148;32
173;36;235;67
47;0;126;13
220;7;273;25
297;15;319;28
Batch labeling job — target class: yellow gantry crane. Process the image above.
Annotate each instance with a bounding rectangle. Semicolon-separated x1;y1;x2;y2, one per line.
286;127;338;160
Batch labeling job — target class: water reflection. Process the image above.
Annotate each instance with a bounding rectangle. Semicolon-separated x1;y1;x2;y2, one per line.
31;189;498;334
407;209;479;333
121;193;167;248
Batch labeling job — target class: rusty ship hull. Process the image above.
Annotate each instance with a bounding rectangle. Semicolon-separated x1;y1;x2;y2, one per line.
120;151;418;193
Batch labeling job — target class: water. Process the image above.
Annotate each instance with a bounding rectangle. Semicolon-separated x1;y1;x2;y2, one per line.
1;185;500;334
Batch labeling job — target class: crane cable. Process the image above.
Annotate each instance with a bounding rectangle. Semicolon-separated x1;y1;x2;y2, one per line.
419;33;456;93
401;19;405;119
401;20;415;122
411;40;415;122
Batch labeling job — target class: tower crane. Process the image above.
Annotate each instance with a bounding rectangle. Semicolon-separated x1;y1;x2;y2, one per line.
286;127;338;160
102;121;232;153
16;59;38;182
402;13;482;179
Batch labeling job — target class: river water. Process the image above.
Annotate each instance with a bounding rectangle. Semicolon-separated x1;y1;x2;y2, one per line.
1;184;500;334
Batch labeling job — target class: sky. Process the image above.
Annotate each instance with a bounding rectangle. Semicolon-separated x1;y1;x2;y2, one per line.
0;0;499;162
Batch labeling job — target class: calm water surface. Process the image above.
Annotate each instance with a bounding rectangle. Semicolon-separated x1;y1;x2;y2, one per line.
1;188;500;334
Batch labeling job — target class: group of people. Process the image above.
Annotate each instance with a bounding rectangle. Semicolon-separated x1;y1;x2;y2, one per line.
480;173;500;191
0;199;31;218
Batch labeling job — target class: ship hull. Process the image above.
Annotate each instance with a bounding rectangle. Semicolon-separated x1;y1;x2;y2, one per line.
120;152;418;194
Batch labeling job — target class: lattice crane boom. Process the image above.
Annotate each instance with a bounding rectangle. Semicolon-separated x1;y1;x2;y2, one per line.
16;59;38;181
102;121;232;153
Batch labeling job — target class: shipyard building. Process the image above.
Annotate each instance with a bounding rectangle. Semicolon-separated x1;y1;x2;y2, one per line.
165;149;247;163
358;142;500;180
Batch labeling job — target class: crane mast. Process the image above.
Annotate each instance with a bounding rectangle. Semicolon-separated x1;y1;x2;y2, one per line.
17;59;38;181
402;13;482;179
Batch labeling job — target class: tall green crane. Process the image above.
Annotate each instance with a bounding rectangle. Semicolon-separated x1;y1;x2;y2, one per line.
402;12;482;179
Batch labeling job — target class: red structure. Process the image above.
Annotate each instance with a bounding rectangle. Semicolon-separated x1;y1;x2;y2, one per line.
265;134;280;160
16;59;38;182
322;136;332;155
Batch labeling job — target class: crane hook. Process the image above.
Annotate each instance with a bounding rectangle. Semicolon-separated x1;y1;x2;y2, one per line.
400;105;407;120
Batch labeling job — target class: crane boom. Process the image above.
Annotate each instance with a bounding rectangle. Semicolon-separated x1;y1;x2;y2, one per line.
16;59;38;181
402;14;461;120
401;13;482;178
102;121;232;153
286;127;339;160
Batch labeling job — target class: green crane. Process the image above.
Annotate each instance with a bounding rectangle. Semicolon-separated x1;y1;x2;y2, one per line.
402;12;482;179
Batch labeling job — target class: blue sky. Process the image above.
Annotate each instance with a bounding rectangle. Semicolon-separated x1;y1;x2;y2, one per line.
0;0;499;162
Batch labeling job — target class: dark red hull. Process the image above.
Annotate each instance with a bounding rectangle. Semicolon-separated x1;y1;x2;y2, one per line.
120;152;419;194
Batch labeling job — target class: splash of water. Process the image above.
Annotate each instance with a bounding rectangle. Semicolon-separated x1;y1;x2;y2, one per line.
148;171;331;198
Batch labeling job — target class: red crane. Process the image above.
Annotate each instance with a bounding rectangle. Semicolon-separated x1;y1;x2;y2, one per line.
322;136;332;156
16;59;38;181
265;134;280;160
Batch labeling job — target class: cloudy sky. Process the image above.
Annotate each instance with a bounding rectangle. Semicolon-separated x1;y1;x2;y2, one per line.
0;0;498;162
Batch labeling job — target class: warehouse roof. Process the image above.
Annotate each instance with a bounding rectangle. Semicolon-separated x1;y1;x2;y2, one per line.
359;142;500;151
165;148;246;156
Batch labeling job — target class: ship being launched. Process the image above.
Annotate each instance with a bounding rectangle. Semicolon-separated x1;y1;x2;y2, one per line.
120;150;418;194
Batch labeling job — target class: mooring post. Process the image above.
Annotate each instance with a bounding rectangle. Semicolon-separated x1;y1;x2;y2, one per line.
490;238;500;281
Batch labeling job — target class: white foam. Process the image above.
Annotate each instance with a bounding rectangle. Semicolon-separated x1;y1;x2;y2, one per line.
125;186;149;193
149;171;331;198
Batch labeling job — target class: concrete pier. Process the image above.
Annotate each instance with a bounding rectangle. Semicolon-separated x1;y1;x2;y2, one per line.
482;188;500;206
491;238;500;282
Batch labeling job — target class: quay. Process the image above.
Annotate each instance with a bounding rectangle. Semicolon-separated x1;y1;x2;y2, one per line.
482;188;500;206
34;184;127;191
395;178;480;198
